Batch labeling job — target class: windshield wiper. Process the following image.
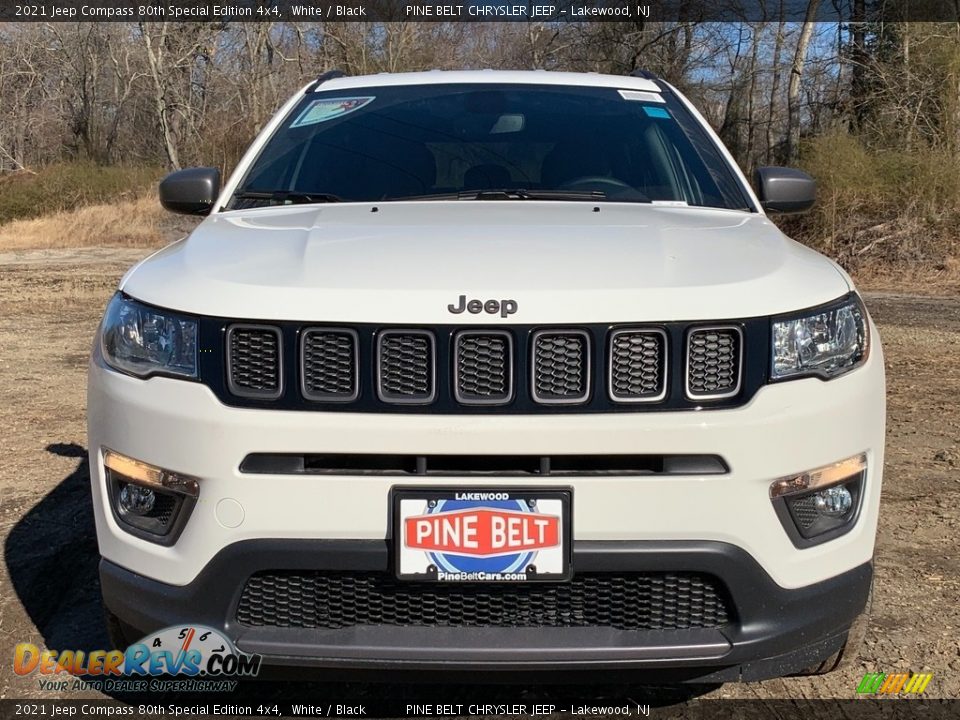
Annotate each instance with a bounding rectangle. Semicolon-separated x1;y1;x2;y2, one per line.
387;189;608;202
233;190;342;205
470;188;606;201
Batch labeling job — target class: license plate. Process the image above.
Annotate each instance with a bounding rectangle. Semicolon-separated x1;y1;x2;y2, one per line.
393;488;572;583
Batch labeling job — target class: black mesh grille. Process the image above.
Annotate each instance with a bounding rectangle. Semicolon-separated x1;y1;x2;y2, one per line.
236;571;733;631
302;329;357;401
687;328;741;398
788;495;820;530
455;332;512;404
378;331;435;402
532;332;590;403
610;330;666;401
227;326;281;398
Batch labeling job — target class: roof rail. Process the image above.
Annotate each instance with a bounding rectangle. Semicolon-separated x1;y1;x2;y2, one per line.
629;69;659;81
305;69;347;93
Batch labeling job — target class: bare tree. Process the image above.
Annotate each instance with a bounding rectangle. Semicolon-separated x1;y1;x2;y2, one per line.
786;0;820;163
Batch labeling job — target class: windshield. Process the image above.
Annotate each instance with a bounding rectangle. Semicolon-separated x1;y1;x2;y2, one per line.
232;83;751;210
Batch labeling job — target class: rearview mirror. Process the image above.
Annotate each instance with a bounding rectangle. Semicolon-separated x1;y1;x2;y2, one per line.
159;167;221;216
754;166;815;214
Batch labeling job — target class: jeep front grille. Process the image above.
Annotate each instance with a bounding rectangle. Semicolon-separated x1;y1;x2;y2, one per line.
686;326;743;399
236;570;734;631
301;328;358;402
454;331;513;405
531;330;590;404
226;325;282;398
609;329;667;402
217;319;760;412
377;330;436;404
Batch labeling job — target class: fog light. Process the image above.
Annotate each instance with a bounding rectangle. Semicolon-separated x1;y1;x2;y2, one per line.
103;449;199;545
770;453;866;548
118;483;156;515
813;485;853;517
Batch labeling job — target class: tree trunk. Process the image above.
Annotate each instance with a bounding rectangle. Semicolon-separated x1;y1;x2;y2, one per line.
141;22;180;171
766;5;786;164
786;1;820;164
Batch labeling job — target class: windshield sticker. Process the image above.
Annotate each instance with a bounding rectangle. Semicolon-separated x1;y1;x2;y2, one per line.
643;106;672;119
618;89;665;103
290;97;375;127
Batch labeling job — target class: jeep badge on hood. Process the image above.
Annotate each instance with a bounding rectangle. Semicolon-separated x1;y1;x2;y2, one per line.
448;295;518;318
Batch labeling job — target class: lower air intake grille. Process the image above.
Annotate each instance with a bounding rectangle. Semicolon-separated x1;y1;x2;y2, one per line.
788;495;820;530
455;331;512;404
609;330;667;401
532;331;590;404
301;329;357;401
236;571;733;631
686;327;742;399
377;331;435;403
227;325;282;398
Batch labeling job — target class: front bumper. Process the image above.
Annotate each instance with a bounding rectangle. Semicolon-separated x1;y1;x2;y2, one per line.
101;539;872;680
87;324;885;590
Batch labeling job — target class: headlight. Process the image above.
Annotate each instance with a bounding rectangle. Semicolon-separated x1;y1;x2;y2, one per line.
100;294;197;378
771;295;868;380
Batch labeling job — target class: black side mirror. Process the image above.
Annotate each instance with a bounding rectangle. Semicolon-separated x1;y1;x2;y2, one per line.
754;166;816;214
159;167;221;216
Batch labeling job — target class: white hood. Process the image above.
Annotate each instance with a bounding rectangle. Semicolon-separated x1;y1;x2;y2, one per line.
122;202;850;323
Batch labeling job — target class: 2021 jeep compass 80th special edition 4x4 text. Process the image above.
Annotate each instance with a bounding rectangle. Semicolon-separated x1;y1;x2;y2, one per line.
88;70;883;682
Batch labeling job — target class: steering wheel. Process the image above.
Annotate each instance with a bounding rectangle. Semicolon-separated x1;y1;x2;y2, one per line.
558;176;635;193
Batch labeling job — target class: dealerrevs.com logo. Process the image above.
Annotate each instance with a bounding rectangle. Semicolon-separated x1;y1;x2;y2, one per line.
14;625;261;692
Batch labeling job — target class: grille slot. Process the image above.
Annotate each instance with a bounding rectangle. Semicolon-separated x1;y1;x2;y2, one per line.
226;325;283;399
377;330;436;404
609;329;667;402
236;571;734;631
532;330;591;404
240;453;729;476
454;331;513;405
686;326;742;399
301;328;358;402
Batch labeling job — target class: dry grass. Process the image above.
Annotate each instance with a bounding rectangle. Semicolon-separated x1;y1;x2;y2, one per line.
0;194;170;251
853;256;960;295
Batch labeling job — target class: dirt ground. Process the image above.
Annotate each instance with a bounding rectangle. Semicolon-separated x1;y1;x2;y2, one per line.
0;247;957;709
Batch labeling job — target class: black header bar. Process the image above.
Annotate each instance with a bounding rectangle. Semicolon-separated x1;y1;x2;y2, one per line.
2;0;958;23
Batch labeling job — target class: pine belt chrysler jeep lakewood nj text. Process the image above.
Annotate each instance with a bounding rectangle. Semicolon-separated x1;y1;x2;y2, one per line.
88;70;884;682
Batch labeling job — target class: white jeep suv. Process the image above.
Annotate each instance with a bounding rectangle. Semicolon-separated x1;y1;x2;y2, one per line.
88;70;884;682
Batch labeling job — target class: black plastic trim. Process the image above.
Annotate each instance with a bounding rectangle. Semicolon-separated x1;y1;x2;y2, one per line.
607;327;669;403
239;453;730;477
196;316;771;414
225;323;284;400
376;329;437;405
305;69;347;93
299;327;360;403
684;324;744;400
453;329;514;406
100;539;873;676
105;469;196;547
530;329;592;405
772;470;866;549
